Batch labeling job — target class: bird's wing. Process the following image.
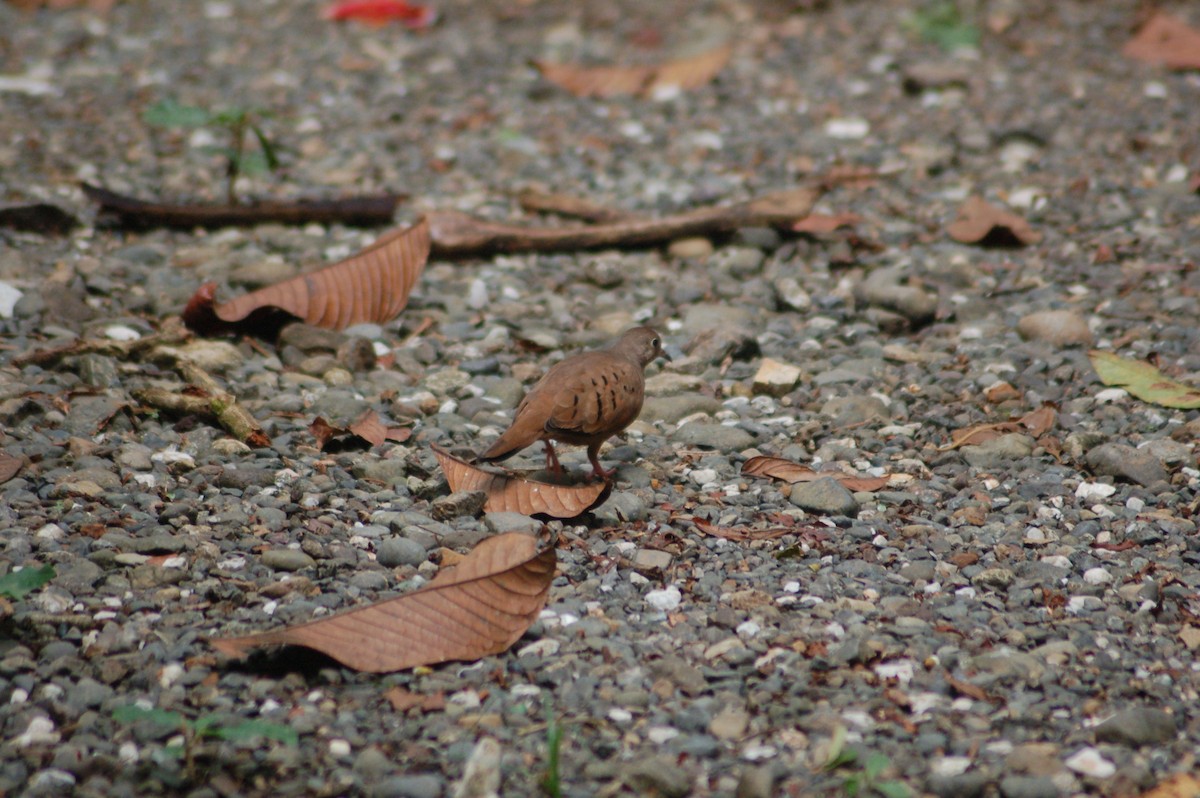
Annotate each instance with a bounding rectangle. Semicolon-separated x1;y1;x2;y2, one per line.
544;354;644;437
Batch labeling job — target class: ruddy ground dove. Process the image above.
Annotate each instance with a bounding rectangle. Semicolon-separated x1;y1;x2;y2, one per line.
477;326;668;480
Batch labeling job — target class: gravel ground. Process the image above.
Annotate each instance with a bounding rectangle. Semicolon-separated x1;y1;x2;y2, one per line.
3;1;1200;796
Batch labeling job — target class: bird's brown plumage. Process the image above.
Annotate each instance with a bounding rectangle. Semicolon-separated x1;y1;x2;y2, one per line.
477;326;668;480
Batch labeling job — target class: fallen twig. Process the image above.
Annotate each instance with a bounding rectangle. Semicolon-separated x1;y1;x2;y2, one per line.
12;317;190;368
428;187;821;258
515;189;634;223
134;359;269;447
82;183;405;229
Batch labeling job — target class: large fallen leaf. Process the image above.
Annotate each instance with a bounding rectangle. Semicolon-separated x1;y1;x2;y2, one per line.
1136;772;1200;798
941;403;1058;450
1090;351;1200;409
211;533;555;673
1123;12;1200;70
532;43;731;98
182;217;430;337
947;196;1042;246
741;456;890;492
433;446;611;519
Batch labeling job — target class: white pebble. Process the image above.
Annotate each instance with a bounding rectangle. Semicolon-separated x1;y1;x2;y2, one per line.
647;726;679;744
1064;747;1115;778
825;117;870;139
930;756;972;778
15;716;59;747
0;281;23;319
328;739;352;757
736;621;761;639
517;639;559;658
874;660;916;684
35;524;66;541
645;586;682;612
1126;496;1145;512
1094;388;1128;404
1083;568;1112;586
158;663;184;689
782;581;800;594
1041;555;1072;569
466;279;489;310
741;744;777;761
1075;482;1117;500
607;708;633;724
690;468;719;485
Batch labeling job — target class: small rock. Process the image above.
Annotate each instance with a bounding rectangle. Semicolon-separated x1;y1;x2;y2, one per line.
431;491;488;521
1016;310;1094;346
261;548;317;572
752;358;802;397
625;756;692;798
709;705;750;741
673;421;755;451
669;237;714;259
820;395;890;426
1180;625;1200;651
999;775;1060;798
646;586;682;611
789;478;859;515
1094;708;1177;747
960;434;1035;467
643;394;723;423
1064;747;1115;779
454;737;501;798
377;537;428;568
857;266;938;324
735;765;779;798
482;512;539;535
1085;443;1169;487
369;774;444;798
634;549;673;570
153;340;245;372
973;568;1015;590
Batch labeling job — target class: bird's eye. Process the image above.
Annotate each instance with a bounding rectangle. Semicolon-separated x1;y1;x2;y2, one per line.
652;338;660;348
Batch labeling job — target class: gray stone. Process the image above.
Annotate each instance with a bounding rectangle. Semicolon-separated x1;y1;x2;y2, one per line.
735;765;779;798
999;775;1061;798
482;512;539;535
789;478;859;515
973;567;1016;590
672;421;755;451
820;395;890;426
961;434;1035;467
1085;443;1169;487
643;394;723;424
625;756;692;798
1094;707;1177;746
430;490;487;521
633;548;673;570
368;773;444;798
377;537;428;568
261;548;317;572
593;491;648;524
356;460;412;485
857;266;937;324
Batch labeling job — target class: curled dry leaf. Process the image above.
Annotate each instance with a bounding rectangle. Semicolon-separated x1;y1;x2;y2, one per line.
182;217;430;338
941;403;1058;450
691;518;796;542
741;456;890;492
1090;351;1200;409
1122;12;1200;70
211;532;555;673
532;43;731;98
947;196;1042;247
0;453;24;485
433;446;611;519
310;409;411;451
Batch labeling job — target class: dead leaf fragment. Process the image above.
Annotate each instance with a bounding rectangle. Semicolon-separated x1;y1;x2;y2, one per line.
1123;12;1200;70
433;446;610;519
310;409;411;450
942;403;1058;449
1136;772;1200;798
533;43;731;98
947;196;1042;246
182;217;430;337
383;686;446;713
741;456;890;492
792;212;862;235
211;532;555;673
1090;351;1200;409
0;453;23;485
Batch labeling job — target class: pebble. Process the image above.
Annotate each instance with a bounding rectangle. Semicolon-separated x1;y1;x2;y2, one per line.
1093;708;1177;746
1085;443;1169;487
261;548;317;572
1063;747;1115;779
672;421;755;451
645;586;682;611
751;358;801;397
377;537;428;568
789;478;859;515
1016;310;1094;346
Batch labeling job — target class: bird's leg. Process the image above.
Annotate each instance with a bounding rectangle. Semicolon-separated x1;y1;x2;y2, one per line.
586;443;616;482
543;441;564;474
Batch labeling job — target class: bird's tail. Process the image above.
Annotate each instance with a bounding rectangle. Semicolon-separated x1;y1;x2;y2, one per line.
475;432;522;463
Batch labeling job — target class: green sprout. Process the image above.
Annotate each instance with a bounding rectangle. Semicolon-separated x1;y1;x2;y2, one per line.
904;1;980;52
143;99;281;205
541;703;564;798
822;727;910;798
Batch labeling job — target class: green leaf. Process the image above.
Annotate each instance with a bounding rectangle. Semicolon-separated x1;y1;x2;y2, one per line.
844;774;861;797
0;564;54;599
143;99;213;129
235;149;274;176
906;2;979;51
209;107;249;128
112;705;188;729
249;124;280;172
206;719;299;747
823;727;857;771
864;752;891;780
1089;351;1200;409
874;780;911;798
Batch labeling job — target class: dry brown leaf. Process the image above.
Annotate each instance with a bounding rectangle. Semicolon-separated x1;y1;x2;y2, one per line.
1137;773;1200;798
947;196;1042;246
532;43;731;98
942;403;1058;450
0;453;23;485
433;445;611;519
383;686;446;713
741;456;890;492
792;212;862;235
211;532;555;673
1123;12;1200;70
692;518;794;542
310;410;411;450
944;672;1001;704
182;217;430;337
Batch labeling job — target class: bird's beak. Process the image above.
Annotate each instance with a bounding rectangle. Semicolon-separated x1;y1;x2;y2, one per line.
659;349;673;363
